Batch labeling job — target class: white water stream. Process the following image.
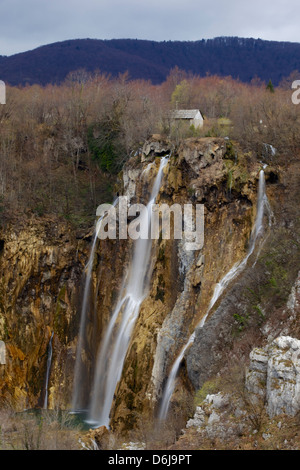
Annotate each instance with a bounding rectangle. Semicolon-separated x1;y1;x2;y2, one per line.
43;331;54;409
71;199;118;412
87;157;169;427
158;169;272;420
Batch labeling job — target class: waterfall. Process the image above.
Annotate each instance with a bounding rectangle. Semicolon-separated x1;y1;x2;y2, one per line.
158;332;195;421
87;157;169;428
158;168;272;421
71;199;118;412
43;331;54;409
263;143;277;158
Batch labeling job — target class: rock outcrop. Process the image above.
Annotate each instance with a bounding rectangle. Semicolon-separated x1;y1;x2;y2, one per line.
180;335;300;450
185;393;244;441
246;336;300;417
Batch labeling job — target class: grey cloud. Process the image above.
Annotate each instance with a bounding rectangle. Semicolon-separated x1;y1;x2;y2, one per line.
0;0;299;56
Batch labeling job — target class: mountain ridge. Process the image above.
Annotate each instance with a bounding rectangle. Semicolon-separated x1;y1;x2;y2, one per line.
0;36;300;86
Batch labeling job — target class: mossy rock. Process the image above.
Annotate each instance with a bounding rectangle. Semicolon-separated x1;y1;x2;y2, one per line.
194;377;221;406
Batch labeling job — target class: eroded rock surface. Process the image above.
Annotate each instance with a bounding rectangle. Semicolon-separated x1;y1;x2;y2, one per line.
246;336;300;417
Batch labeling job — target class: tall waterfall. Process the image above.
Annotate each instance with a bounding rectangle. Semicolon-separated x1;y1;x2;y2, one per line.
43;331;54;409
87;157;169;427
71;199;118;412
158;168;272;420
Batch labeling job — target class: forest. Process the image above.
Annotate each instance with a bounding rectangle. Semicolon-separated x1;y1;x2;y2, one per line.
0;67;299;229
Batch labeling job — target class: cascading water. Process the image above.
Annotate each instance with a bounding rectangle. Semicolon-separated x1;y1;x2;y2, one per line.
87;157;169;427
71;199;118;413
158;332;195;421
158;168;272;421
43;331;54;409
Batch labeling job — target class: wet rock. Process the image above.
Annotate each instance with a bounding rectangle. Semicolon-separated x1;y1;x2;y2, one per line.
0;219;87;410
86;425;111;450
141;136;172;161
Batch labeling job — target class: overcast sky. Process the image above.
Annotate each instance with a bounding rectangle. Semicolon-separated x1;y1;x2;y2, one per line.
0;0;299;56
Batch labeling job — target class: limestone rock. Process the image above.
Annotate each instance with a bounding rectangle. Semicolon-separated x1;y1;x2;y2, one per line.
85;425;111;450
141;137;171;162
286;272;300;313
245;336;300;417
186;406;205;429
267;336;300;417
177;137;226;176
186;393;235;440
123;168;142;203
245;347;268;398
121;441;146;450
206;392;229;409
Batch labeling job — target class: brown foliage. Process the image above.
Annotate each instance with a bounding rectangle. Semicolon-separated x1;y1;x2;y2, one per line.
0;71;299;227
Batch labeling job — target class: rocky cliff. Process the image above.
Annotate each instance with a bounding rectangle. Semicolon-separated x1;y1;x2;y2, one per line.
0;218;88;410
173;334;300;450
0;135;299;444
105;136;272;432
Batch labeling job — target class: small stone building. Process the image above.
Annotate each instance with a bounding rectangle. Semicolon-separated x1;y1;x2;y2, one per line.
170;109;204;129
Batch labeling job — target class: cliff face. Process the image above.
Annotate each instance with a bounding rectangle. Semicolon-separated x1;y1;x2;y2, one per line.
105;136;261;431
186;158;300;396
0;218;88;409
0;135;299;438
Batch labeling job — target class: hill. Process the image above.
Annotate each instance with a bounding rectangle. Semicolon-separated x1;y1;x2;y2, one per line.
0;37;300;86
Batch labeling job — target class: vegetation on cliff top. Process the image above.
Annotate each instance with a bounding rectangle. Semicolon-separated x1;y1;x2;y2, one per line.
0;68;299;229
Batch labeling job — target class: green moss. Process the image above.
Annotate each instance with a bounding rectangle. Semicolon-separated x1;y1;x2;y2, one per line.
131;355;143;394
233;312;249;332
227;169;233;191
253;304;265;321
194;377;221;406
259;251;291;305
224;141;236;160
187;187;196;197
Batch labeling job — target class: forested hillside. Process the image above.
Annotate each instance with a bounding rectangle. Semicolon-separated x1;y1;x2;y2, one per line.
0;70;299;230
0;37;300;86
